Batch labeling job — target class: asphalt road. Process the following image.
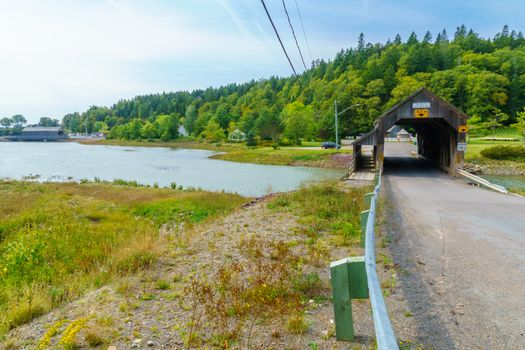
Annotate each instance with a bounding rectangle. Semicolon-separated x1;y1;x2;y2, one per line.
383;142;525;349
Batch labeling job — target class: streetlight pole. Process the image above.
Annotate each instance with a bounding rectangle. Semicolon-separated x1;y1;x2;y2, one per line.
334;100;360;150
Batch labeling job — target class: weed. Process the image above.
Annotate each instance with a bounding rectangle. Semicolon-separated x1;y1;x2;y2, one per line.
172;274;182;283
155;279;171;290
179;236;313;348
59;317;88;350
85;331;105;347
38;319;68;349
308;341;318;350
292;273;322;297
140;293;156;301
286;314;308;334
3;339;18;350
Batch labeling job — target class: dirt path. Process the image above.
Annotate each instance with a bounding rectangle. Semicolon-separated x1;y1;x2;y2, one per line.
6;198;386;349
383;143;525;349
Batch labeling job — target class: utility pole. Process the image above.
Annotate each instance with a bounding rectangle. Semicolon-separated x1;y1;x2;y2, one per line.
335;99;339;148
334;100;361;151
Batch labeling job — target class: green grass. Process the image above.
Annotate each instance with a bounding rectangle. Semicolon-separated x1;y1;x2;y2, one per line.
210;147;343;166
470;126;522;139
466;127;524;161
268;182;371;244
0;181;245;335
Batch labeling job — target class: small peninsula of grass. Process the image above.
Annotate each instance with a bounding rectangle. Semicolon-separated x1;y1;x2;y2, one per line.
77;138;351;168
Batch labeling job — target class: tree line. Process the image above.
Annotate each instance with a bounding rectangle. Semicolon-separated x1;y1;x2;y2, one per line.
52;25;525;143
0;116;61;136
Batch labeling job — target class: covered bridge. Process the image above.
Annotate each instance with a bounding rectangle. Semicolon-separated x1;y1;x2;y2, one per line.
352;88;469;174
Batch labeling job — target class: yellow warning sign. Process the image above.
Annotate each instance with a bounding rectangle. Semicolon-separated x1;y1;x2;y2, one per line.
414;108;429;118
458;125;468;132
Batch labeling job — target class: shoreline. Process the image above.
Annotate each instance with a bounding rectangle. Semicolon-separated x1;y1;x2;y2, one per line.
73;138;353;169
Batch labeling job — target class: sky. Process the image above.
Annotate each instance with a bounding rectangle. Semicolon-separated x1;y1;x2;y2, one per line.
0;0;524;123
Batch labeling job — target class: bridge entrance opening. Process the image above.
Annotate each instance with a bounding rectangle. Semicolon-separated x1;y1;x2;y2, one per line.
351;88;469;175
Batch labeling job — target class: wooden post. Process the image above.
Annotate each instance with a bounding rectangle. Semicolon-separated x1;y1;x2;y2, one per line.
330;257;369;341
360;210;370;248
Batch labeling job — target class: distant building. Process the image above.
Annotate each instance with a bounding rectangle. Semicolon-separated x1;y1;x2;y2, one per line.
228;129;246;142
178;125;188;137
12;126;67;141
385;125;412;142
385;125;403;138
396;128;410;141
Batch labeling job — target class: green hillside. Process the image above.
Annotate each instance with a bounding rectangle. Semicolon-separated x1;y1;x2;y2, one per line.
61;25;525;143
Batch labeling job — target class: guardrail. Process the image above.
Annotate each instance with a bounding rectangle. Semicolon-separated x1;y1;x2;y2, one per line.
364;172;399;350
330;171;399;350
457;169;508;194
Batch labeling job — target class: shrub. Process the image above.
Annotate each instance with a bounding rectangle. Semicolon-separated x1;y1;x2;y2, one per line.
278;137;294;146
480;145;525;160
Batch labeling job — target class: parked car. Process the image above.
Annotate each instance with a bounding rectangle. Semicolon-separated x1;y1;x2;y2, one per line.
321;141;341;149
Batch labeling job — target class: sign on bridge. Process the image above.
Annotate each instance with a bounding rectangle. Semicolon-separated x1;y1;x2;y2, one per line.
414;109;429;118
412;102;431;109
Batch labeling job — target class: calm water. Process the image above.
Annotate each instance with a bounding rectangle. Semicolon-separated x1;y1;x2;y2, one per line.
0;142;345;197
481;175;525;191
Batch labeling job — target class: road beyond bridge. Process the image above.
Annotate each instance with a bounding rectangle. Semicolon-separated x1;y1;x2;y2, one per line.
383;142;525;349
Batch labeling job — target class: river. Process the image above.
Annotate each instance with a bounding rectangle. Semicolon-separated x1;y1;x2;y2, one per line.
480;175;525;192
0;142;345;197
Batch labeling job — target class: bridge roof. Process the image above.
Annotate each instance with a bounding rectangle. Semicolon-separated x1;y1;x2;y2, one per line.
354;88;468;146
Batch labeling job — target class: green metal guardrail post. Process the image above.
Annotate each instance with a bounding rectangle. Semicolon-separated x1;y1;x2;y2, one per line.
330;257;369;341
360;210;370;247
364;192;374;207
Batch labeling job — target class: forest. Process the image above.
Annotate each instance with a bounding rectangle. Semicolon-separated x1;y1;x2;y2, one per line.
8;25;525;143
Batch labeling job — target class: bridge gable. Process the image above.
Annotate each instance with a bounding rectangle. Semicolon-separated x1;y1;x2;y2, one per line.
376;88;468;137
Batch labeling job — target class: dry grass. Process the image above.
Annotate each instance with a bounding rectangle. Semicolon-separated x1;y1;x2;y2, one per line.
0;180;245;335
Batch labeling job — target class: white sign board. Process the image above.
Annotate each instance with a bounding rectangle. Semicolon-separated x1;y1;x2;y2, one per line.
457;143;467;152
412;102;431;109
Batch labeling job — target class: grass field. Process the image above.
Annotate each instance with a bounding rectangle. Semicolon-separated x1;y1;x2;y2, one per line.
0;181;245;336
466;127;524;160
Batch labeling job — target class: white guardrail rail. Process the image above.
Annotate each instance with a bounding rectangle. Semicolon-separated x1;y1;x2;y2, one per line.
457;169;508;194
364;172;399;350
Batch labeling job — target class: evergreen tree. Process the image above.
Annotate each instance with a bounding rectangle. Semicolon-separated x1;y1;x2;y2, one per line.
407;32;419;46
423;31;433;44
394;34;402;45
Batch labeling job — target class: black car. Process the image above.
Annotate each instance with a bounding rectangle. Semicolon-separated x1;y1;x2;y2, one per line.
321;141;341;149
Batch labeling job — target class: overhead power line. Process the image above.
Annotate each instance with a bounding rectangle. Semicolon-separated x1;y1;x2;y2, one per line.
282;0;307;70
260;0;297;76
293;0;313;63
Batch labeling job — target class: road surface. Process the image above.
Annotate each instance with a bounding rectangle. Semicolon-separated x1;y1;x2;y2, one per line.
383;142;525;349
